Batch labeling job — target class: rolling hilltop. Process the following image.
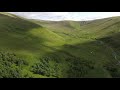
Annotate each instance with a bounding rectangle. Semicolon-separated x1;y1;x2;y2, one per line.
0;12;120;78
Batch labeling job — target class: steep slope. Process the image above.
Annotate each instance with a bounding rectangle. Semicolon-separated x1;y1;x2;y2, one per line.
0;13;65;78
30;17;120;78
0;13;65;53
31;20;83;44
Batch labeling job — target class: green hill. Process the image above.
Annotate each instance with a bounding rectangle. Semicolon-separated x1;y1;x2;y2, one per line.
1;13;120;78
0;13;65;78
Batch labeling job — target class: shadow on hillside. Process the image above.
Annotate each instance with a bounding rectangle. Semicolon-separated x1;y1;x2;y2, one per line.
0;14;42;32
35;32;120;78
0;14;49;51
98;32;120;50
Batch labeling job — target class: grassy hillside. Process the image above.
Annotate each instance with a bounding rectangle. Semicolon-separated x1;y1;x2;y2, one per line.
0;13;65;77
31;17;120;78
1;13;120;78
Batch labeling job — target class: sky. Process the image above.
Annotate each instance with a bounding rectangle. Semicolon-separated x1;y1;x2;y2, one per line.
9;12;120;21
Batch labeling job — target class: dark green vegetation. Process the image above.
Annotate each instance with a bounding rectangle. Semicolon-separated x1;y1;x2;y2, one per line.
0;13;120;78
0;51;28;78
31;56;94;78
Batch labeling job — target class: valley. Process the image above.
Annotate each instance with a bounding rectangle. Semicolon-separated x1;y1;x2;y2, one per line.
0;12;120;78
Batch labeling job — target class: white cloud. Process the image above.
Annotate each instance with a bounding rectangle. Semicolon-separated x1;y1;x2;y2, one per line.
9;12;69;21
9;12;120;21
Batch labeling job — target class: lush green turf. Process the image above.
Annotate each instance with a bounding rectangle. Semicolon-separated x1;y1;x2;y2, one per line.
0;13;65;77
1;13;120;78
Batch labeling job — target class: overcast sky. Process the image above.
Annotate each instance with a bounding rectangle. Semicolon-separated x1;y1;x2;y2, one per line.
9;12;120;21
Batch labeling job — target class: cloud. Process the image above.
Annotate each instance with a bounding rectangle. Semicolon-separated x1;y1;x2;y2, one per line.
10;12;69;21
9;12;120;21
